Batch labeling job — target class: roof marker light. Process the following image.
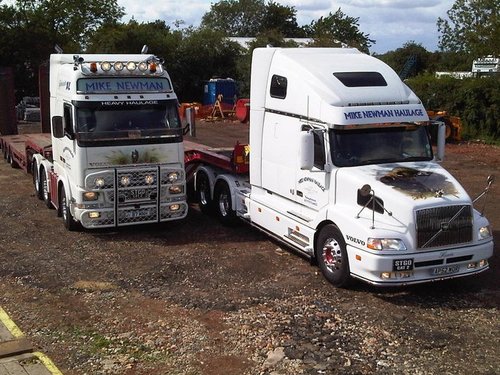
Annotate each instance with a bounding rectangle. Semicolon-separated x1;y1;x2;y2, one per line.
90;62;98;73
101;61;111;71
149;62;157;73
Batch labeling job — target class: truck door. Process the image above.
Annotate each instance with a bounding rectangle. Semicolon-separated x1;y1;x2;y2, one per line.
295;128;330;216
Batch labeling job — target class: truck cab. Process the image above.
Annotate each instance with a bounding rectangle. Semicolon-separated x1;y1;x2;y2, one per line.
35;54;187;229
190;47;493;287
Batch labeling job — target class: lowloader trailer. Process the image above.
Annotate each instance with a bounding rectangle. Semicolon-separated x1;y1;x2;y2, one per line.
1;53;187;230
186;47;494;287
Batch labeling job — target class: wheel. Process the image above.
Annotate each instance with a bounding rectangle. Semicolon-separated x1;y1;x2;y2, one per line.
40;169;53;209
32;161;43;200
60;185;79;231
196;171;213;214
7;152;18;168
315;224;351;287
214;181;238;225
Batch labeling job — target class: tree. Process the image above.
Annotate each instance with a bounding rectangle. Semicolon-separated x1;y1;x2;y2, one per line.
201;0;266;36
437;0;500;57
0;0;124;99
200;0;303;37
86;19;182;60
379;42;432;78
304;8;374;53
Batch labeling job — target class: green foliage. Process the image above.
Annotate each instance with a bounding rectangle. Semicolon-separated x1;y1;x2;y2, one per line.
378;42;432;78
0;0;124;100
437;0;500;56
304;8;374;53
407;75;500;142
200;0;303;37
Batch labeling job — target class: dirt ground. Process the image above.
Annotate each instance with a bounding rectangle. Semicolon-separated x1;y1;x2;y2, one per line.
0;120;498;375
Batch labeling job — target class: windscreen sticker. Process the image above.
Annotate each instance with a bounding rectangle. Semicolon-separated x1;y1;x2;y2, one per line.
379;167;458;199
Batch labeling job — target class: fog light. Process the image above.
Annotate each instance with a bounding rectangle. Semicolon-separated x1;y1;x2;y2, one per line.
89;211;101;219
381;272;392;279
167;171;180;183
114;62;124;71
83;191;99;201
126;61;137;71
120;175;131;186
101;61;111;71
94;177;105;188
138;62;148;71
169;204;181;211
479;259;488;267
145;174;155;185
468;262;477;269
169;185;183;194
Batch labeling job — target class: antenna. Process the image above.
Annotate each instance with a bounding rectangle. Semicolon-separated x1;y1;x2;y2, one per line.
141;45;149;54
54;45;64;54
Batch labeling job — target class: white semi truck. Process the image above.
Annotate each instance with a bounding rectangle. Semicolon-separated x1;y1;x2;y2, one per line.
1;53;187;230
185;47;494;287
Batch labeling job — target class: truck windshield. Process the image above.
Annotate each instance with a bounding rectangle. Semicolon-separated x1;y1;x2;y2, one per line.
330;125;433;167
75;99;181;135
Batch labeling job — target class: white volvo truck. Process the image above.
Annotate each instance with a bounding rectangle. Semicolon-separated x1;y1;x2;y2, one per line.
185;47;494;287
1;53;187;230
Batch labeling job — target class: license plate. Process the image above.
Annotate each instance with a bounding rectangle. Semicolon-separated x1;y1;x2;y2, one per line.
127;189;148;200
432;265;460;275
393;258;414;271
125;208;153;219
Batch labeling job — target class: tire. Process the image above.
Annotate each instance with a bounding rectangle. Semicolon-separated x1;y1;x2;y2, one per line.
196;171;213;214
7;152;18;168
315;224;351;287
40;170;53;209
60;185;79;231
214;181;238;225
32;161;43;200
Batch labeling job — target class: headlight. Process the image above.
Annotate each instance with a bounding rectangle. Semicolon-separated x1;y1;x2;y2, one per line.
94;177;105;188
120;175;131;186
83;191;99;201
478;226;492;240
144;174;155;185
367;238;407;251
169;185;184;194
167;171;180;183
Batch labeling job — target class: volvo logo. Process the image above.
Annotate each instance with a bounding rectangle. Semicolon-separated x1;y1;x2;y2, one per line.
440;222;450;231
131;149;139;163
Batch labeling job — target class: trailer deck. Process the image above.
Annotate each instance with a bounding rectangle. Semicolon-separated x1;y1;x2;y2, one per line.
0;133;51;172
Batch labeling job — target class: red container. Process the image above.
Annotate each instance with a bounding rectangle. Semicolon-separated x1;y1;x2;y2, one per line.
235;98;250;123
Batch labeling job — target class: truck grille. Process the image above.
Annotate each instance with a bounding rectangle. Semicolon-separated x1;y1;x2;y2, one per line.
84;166;186;228
416;205;473;248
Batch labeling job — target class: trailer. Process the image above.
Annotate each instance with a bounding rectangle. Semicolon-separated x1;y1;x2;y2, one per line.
186;47;494;287
1;52;188;230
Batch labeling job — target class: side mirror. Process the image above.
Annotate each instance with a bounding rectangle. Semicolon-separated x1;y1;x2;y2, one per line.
299;131;314;170
436;121;446;161
52;116;64;138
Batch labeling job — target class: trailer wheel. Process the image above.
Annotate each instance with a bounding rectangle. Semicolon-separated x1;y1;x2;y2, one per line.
7;152;18;168
32;161;43;200
40;170;53;209
196;171;213;214
214;181;237;225
315;224;351;287
60;185;79;231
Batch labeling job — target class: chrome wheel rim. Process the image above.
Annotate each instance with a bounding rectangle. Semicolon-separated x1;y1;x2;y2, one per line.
322;237;343;273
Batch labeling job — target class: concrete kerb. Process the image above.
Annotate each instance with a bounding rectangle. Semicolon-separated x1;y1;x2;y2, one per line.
0;307;63;375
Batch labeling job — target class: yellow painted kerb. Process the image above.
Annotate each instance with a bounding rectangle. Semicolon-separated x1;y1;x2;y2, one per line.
0;307;64;374
34;352;64;375
0;307;24;338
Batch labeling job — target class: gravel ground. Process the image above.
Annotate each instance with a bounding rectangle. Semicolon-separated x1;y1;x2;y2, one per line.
0;121;498;375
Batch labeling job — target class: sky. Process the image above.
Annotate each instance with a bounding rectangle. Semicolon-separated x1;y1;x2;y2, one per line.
117;0;455;54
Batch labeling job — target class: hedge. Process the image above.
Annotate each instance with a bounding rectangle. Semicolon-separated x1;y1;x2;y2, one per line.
406;75;500;143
